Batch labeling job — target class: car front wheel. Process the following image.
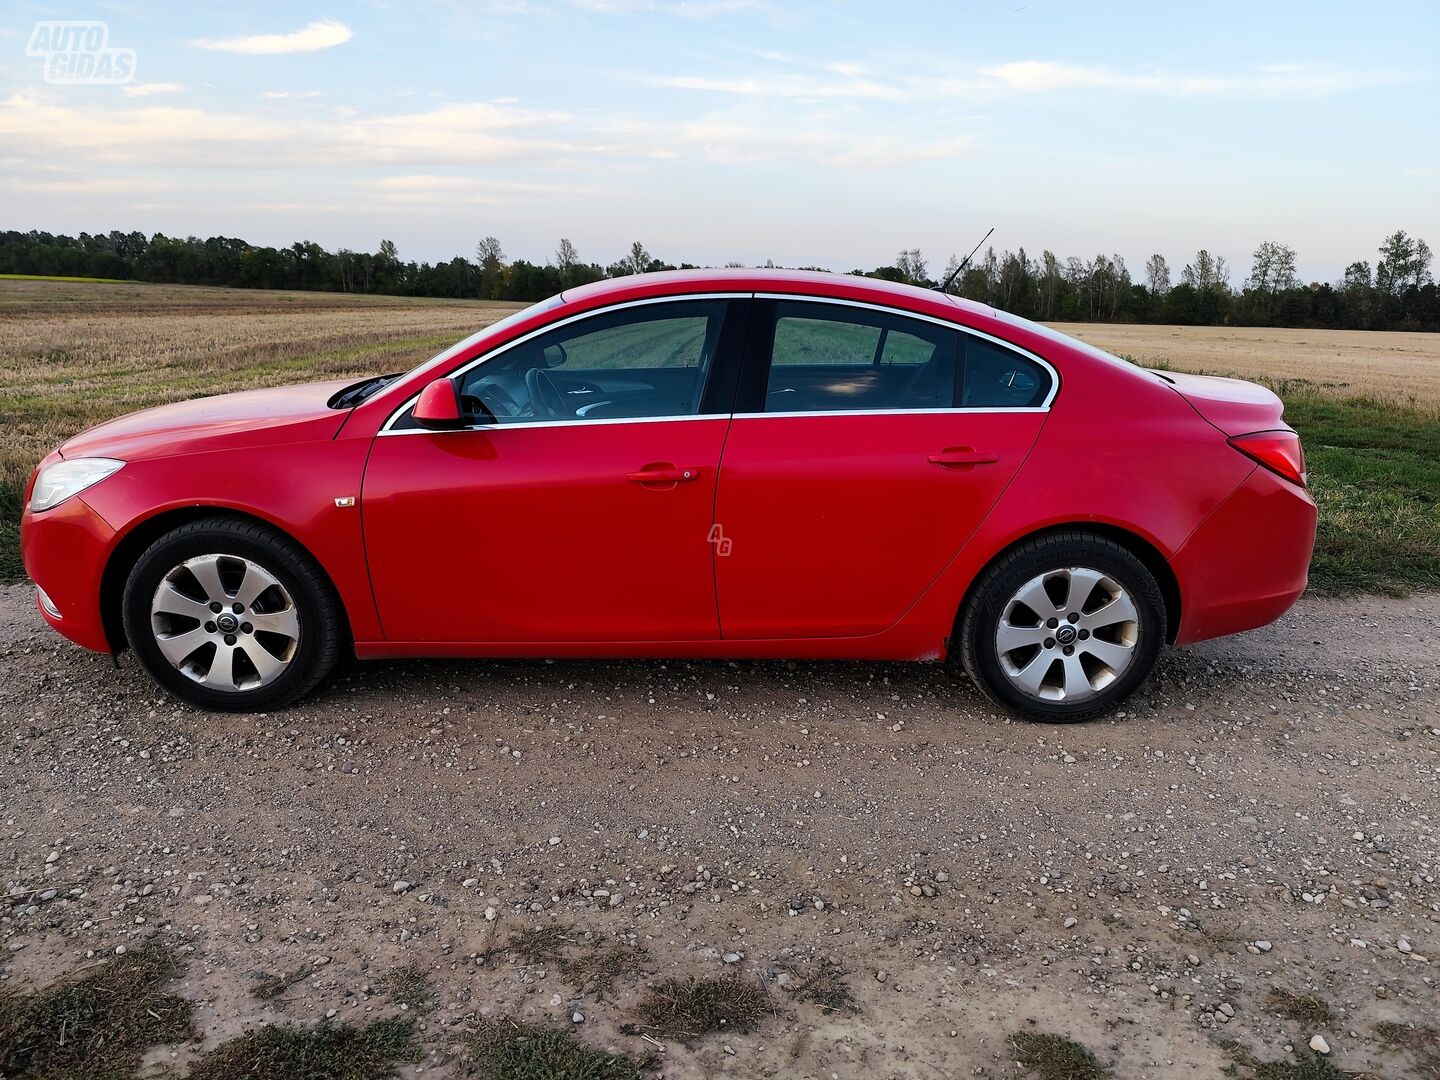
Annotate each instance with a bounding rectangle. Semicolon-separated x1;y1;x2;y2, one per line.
121;517;342;711
956;532;1165;723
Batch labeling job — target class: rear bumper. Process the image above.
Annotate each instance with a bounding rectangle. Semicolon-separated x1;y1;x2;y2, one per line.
20;495;116;653
1171;466;1317;646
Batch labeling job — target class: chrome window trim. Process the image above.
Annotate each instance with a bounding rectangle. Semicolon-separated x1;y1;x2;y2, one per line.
379;293;747;435
377;290;1059;437
755;292;1060;411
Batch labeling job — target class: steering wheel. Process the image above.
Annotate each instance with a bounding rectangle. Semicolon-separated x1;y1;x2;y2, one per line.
525;367;568;419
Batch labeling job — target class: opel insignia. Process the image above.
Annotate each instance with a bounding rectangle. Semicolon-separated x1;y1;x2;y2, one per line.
20;269;1317;721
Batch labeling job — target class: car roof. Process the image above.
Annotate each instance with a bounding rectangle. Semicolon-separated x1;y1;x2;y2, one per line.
561;267;999;325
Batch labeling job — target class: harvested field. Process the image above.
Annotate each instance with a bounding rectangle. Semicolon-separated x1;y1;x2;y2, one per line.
1050;321;1440;408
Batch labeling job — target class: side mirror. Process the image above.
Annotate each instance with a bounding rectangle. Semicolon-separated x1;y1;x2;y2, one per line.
413;378;464;430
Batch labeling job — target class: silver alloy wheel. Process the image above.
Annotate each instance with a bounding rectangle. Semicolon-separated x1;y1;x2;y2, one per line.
994;566;1140;703
148;554;300;692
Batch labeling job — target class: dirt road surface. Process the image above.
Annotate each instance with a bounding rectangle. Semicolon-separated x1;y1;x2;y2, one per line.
2;585;1437;1078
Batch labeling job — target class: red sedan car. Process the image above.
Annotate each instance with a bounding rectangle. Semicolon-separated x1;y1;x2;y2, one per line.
21;269;1316;721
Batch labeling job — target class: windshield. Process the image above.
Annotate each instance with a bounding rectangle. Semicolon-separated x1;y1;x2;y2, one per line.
406;293;567;383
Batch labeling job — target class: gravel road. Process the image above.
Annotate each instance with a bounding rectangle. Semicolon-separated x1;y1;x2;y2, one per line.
2;584;1437;1078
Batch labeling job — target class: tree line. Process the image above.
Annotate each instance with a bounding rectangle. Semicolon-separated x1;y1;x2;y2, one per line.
1;227;1434;331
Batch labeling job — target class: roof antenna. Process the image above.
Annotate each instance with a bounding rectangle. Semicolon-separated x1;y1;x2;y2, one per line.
935;226;994;293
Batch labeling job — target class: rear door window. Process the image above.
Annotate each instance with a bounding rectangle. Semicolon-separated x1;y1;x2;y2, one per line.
762;301;958;412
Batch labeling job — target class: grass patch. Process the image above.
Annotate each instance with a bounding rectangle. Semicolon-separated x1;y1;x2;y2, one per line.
1265;988;1335;1028
506;925;575;967
504;924;647;996
251;964;315;1000
791;958;857;1014
0;940;194;1078
1221;1041;1361;1080
376;964;432;1010
189;1015;418;1080
1279;387;1440;594
458;1017;650;1080
1009;1030;1112;1079
631;974;770;1041
1375;1021;1439;1077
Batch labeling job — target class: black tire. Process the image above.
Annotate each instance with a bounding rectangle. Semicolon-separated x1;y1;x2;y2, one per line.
121;517;342;711
954;531;1165;723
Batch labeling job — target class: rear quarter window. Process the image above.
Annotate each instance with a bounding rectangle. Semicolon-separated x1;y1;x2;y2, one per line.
962;335;1052;408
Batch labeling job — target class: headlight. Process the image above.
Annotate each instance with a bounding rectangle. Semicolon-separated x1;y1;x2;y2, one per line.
28;457;125;513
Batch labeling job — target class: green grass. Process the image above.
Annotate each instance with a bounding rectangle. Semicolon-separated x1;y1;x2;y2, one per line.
189;1015;419;1080
376;964;432;1011
503;925;648;996
1264;988;1335;1028
1221;1041;1363;1080
1277;385;1440;594
0;941;194;1078
458;1018;650;1080
631;975;770;1041
1010;1030;1113;1080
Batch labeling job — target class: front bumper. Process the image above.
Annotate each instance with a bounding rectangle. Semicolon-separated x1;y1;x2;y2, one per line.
1170;465;1318;646
20;493;117;653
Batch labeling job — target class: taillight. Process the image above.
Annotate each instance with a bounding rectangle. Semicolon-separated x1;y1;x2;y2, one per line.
1228;429;1307;487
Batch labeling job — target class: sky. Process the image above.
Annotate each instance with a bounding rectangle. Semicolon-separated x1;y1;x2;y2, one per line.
1;1;1437;283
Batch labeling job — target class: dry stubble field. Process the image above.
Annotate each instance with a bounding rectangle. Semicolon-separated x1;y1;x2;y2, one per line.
1;279;1439;1080
1051;322;1440;408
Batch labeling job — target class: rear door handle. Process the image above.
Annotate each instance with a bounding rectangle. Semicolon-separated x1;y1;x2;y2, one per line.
627;464;701;485
928;447;999;468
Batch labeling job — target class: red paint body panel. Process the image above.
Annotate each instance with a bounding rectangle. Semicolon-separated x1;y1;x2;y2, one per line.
361;419;729;642
1158;371;1287;436
17;269;1317;675
20;491;116;653
62;380;353;460
1170;466;1317;644
714;412;1044;638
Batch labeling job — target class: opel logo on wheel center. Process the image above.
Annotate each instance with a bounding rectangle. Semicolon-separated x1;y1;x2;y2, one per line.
216;613;238;634
1056;625;1078;645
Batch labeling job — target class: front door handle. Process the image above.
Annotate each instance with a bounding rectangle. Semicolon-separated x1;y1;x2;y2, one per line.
928;447;999;468
627;463;702;486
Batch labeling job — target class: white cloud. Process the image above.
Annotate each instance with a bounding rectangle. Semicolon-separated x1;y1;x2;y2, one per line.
975;60;1393;98
0;90;971;177
262;90;322;99
121;82;186;98
192;20;352;55
373;173;593;203
645;73;906;102
675;106;975;169
0;94;292;163
0;94;587;169
568;0;764;15
5;173;173;193
647;57;1400;105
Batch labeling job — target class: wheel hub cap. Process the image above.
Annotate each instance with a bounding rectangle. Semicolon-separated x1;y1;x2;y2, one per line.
994;566;1140;703
149;553;300;693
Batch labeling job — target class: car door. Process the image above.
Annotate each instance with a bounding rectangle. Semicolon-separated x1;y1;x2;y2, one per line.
713;298;1053;639
362;297;744;644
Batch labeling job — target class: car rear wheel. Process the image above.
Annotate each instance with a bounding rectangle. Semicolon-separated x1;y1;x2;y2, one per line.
121;517;341;711
955;532;1165;723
